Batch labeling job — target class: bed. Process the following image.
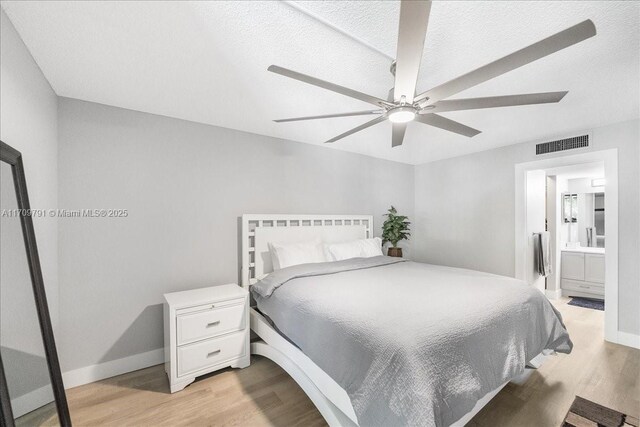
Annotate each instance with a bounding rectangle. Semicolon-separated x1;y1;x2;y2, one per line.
241;214;572;426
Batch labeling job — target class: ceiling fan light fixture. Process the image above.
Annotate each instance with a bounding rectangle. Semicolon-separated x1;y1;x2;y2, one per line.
387;106;416;123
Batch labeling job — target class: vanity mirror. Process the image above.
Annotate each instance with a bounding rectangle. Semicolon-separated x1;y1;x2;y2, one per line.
0;141;71;426
562;191;605;248
562;193;578;223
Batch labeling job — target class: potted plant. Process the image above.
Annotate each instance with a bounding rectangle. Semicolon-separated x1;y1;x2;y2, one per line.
382;206;410;257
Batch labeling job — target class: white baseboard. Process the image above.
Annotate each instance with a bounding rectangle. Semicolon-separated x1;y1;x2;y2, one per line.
11;384;55;418
614;331;640;349
50;330;640;395
545;289;562;299
63;348;164;389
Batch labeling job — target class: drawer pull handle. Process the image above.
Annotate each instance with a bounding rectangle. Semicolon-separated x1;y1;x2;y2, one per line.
207;350;221;357
207;321;220;328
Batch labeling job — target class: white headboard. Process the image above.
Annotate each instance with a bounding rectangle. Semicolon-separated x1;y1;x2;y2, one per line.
241;214;373;288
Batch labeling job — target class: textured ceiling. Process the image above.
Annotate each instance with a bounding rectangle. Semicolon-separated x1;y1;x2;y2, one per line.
2;1;638;165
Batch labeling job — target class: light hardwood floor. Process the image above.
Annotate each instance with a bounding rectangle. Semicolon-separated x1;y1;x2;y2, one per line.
18;298;639;426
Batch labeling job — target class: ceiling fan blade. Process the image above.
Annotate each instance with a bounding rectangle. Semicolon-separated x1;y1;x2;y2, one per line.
268;65;390;107
392;123;408;147
325;116;388;143
415;20;596;104
387;87;395;102
429;91;568;113
394;0;432;103
415;114;481;137
274;110;383;123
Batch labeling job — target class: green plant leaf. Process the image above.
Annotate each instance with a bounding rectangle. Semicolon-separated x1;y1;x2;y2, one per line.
381;205;411;247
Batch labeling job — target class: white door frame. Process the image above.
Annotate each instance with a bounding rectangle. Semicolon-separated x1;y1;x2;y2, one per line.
515;149;618;343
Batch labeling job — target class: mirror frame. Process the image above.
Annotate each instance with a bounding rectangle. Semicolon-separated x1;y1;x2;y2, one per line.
0;141;71;427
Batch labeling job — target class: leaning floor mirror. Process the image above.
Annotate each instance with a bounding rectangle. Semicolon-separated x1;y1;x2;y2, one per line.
0;141;71;426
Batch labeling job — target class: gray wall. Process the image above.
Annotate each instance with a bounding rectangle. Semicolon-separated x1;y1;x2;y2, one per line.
0;8;59;411
413;119;640;335
0;8;59;324
57;98;415;371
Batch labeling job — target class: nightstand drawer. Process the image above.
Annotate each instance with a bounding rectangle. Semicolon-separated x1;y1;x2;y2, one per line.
177;301;245;346
177;332;246;377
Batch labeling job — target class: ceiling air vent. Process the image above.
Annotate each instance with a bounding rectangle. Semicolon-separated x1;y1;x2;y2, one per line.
536;134;589;155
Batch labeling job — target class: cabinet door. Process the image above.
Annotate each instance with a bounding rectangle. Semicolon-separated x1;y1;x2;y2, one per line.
585;254;605;284
561;252;585;280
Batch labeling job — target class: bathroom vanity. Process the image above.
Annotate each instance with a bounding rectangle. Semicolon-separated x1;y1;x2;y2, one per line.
561;247;605;299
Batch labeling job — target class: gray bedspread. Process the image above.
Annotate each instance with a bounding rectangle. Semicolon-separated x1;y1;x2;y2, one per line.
252;256;572;427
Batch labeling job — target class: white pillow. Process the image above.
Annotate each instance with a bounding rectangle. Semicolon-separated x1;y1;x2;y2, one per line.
325;237;383;261
268;239;327;270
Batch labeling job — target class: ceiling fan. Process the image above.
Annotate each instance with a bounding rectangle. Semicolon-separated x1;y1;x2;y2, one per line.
268;1;596;147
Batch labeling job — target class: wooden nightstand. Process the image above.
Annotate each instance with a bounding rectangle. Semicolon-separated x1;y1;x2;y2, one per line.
164;284;250;393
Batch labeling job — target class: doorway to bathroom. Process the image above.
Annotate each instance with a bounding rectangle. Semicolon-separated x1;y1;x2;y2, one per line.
515;149;619;344
546;162;605;301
